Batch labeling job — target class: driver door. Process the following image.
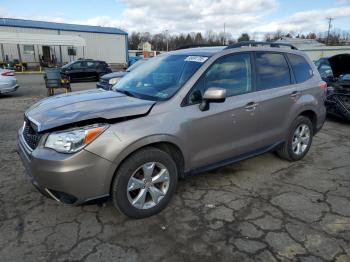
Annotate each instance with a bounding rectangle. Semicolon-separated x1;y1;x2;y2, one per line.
181;53;261;170
68;61;85;80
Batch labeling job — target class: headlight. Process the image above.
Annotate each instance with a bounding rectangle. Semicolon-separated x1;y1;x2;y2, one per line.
109;77;121;85
45;124;108;153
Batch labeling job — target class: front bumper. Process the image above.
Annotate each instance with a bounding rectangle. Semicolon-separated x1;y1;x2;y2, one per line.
17;131;117;204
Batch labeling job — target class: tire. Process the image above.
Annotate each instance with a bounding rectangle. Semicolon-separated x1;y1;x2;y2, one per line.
112;147;178;218
277;116;314;161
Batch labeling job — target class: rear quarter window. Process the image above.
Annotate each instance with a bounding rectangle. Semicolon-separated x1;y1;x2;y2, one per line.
287;54;313;83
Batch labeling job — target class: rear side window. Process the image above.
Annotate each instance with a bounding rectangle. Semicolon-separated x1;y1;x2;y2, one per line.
86;61;97;68
255;52;291;90
287;54;313;83
99;62;107;68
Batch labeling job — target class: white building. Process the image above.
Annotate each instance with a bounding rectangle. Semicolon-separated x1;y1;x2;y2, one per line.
138;41;153;52
276;37;350;61
0;18;128;67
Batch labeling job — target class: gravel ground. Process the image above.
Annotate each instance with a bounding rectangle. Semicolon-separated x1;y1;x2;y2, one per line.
0;74;350;262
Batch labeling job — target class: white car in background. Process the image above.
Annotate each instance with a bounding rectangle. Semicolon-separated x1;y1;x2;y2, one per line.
0;69;19;94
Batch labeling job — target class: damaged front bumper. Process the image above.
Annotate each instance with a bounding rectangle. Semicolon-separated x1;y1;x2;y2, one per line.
326;89;350;121
17;129;117;205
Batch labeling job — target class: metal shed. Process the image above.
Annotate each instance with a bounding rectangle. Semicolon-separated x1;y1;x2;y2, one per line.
0;18;128;68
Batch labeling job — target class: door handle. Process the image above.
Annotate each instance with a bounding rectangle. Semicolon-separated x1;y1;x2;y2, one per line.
245;102;259;111
290;91;300;98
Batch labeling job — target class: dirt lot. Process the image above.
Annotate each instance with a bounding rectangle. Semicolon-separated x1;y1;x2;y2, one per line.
1;74;350;262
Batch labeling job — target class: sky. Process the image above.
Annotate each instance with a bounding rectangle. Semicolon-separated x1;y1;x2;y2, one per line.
0;0;350;38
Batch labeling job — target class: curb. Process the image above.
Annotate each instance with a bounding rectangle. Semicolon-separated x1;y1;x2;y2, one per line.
15;71;44;75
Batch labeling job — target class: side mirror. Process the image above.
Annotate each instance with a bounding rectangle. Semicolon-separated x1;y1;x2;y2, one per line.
199;87;226;111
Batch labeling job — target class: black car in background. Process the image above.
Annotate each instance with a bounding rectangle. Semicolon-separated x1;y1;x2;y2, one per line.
315;54;350;121
96;59;148;90
61;59;112;82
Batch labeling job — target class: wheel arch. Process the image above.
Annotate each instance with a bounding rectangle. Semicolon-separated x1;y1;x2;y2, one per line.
108;135;186;195
298;109;318;134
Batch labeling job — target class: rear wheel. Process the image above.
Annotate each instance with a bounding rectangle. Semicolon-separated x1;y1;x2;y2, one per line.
112;147;178;218
277;116;313;161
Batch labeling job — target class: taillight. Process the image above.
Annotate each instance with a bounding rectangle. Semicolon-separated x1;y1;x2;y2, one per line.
319;81;327;91
1;71;15;76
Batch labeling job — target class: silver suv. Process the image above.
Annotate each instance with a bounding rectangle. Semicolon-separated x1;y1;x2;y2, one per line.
18;42;326;218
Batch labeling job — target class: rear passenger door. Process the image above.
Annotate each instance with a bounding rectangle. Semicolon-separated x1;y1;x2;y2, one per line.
85;61;98;80
252;52;297;145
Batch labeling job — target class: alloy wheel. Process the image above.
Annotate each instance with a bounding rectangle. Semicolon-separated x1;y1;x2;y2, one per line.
292;124;311;155
127;162;170;209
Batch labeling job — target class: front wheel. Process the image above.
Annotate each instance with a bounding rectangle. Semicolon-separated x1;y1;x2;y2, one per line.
277;116;314;161
112;147;178;218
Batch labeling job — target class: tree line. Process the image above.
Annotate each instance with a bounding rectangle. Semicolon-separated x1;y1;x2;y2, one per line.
128;29;350;51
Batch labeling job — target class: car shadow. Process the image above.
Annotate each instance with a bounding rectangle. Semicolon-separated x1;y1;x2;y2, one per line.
326;114;350;125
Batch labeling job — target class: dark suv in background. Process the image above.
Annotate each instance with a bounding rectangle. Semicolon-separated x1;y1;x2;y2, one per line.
97;59;148;90
18;42;326;218
61;59;112;82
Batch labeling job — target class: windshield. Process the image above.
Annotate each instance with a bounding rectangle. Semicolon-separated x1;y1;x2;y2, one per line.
113;54;207;101
126;59;147;72
62;61;75;68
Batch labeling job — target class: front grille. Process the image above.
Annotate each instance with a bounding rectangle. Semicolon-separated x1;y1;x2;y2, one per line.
99;79;108;84
22;120;42;150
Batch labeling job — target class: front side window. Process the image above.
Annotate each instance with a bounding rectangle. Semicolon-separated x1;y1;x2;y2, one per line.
187;53;252;104
256;52;291;90
287;54;313;83
114;54;206;101
318;61;333;79
71;61;84;70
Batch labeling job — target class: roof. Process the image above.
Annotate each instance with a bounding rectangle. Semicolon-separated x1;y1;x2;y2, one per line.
171;44;305;57
171;46;226;57
0;18;127;35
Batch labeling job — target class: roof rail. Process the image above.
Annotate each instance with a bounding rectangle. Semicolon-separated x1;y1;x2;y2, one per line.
225;41;298;50
175;44;225;50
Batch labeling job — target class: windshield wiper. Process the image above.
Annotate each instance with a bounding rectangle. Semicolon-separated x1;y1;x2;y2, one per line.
116;89;137;98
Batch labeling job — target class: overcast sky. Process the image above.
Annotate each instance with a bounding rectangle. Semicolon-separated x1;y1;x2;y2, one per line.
1;0;350;38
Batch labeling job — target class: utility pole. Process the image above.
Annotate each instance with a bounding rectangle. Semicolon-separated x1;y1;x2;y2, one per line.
165;29;169;52
326;17;333;45
223;23;226;45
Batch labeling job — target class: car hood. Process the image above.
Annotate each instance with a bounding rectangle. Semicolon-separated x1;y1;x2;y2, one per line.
329;54;350;78
25;89;155;132
101;71;128;80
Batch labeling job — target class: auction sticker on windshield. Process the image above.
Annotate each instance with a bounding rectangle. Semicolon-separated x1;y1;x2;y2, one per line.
185;56;208;63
